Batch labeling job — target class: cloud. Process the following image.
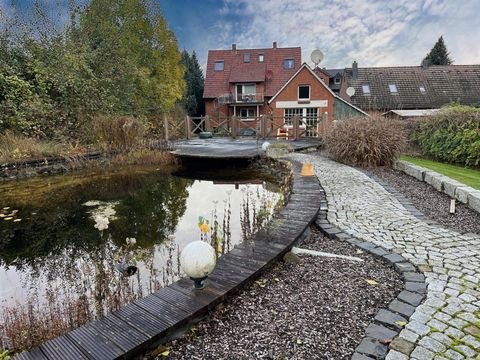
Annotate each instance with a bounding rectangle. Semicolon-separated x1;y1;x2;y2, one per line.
190;0;480;68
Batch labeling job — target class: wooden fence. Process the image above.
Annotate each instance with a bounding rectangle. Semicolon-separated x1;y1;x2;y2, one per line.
162;113;328;141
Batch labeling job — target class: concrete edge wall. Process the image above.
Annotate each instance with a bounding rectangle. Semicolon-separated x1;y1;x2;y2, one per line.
394;160;480;214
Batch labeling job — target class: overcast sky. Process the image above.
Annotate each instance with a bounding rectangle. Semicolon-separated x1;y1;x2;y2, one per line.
2;0;479;69
160;0;480;69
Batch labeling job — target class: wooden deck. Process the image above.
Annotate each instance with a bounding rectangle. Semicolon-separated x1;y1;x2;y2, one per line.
171;138;321;159
13;161;323;360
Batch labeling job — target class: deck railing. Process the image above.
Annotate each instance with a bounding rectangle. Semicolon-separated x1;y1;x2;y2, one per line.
161;114;328;141
217;93;264;105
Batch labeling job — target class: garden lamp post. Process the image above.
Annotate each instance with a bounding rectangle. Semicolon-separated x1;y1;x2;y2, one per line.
180;241;217;289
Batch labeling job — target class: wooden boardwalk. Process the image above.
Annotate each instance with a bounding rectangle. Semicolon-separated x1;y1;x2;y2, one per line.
171;138;320;159
14;161;323;360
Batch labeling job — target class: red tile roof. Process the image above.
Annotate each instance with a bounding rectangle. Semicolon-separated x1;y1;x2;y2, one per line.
203;46;301;98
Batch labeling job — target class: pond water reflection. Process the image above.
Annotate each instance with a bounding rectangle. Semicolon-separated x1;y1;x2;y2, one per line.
0;165;280;349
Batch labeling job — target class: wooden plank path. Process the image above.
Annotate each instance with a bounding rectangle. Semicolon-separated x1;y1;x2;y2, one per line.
171;138;320;159
13;161;322;360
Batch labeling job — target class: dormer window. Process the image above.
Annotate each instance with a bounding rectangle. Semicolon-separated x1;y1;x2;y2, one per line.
298;85;310;100
362;84;370;95
334;77;341;84
258;54;264;63
389;84;398;94
214;61;224;71
244;53;251;63
283;59;295;69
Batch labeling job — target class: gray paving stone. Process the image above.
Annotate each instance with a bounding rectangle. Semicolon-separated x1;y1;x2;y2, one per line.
443;349;465;360
453;344;476;358
406;321;431;336
398;290;424;307
365;323;398;340
445;327;464;339
405;281;427;294
355;337;388;358
462;334;480;350
385;350;409;360
375;309;408;330
399;329;419;343
410;345;435;360
419;336;446;353
403;272;425;283
389;299;416;318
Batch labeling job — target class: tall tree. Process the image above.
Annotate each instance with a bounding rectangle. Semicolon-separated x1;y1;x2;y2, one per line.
423;36;453;66
180;50;204;116
74;0;184;115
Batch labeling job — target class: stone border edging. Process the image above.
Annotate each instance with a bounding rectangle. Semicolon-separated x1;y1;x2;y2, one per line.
314;178;427;360
394;160;480;213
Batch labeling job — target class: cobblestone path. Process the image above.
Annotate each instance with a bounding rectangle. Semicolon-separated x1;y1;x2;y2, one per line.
291;153;480;360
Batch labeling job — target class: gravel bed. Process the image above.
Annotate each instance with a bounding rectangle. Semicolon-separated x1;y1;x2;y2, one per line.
149;228;403;360
366;167;480;234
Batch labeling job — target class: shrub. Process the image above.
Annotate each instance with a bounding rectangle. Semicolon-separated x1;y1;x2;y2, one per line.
94;115;145;152
413;105;480;167
0;131;65;162
324;116;407;167
110;149;177;166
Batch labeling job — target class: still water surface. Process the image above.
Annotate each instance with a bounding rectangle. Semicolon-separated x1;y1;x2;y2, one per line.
0;165;279;319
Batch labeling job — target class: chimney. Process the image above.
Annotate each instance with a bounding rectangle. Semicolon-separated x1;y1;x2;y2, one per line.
272;41;277;49
352;61;358;80
232;43;237;51
421;58;429;69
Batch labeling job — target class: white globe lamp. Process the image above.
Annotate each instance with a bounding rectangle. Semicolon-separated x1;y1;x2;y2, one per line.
180;241;217;289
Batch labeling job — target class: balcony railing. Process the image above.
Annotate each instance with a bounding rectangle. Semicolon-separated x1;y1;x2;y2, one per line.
217;93;264;105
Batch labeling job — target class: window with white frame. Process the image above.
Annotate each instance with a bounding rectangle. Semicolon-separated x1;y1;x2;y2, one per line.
334;77;341;84
362;84;371;95
258;54;264;63
283;58;295;69
239;107;256;119
236;84;256;102
214;61;224;71
284;107;318;127
298;85;310;100
284;108;302;126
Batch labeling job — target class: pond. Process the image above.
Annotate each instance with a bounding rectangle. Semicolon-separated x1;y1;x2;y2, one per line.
0;165;281;350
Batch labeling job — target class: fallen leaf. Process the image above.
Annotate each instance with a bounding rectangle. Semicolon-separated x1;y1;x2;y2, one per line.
4;217;13;221
366;279;378;285
380;338;392;345
160;350;170;357
395;321;407;327
356;249;364;254
13;219;22;222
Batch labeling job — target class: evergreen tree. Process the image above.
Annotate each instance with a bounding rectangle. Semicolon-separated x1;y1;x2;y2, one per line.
181;50;204;116
423;36;453;66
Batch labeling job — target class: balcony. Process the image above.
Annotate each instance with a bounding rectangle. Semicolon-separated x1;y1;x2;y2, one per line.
216;93;264;105
235;93;264;104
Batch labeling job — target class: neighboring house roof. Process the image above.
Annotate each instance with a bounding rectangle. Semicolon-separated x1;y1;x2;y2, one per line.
325;68;344;77
203;45;301;98
383;109;441;117
268;63;368;117
341;64;480;111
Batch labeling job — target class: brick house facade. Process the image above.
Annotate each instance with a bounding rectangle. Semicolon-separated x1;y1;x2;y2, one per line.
203;42;301;120
269;64;335;135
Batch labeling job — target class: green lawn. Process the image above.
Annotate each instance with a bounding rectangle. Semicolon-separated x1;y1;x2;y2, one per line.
400;156;480;190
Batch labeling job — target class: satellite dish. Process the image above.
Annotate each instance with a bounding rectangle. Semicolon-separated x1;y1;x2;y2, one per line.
310;49;324;67
346;87;356;97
